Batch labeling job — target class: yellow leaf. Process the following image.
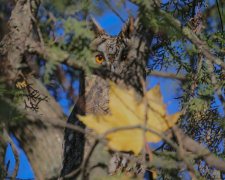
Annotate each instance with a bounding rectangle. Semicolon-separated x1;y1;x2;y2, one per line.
78;82;181;155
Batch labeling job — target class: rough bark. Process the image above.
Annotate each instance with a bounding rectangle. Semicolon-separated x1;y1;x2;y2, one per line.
9;75;67;179
0;130;8;179
0;0;67;179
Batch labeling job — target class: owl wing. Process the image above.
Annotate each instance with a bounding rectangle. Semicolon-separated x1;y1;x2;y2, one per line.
59;102;85;178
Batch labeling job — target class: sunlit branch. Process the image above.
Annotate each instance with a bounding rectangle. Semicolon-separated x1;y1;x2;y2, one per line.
147;70;187;80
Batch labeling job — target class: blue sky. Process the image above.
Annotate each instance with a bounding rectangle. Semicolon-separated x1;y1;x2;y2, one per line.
5;1;183;179
5;134;35;179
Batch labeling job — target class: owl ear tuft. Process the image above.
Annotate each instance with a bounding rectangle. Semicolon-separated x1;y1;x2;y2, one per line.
120;16;134;39
90;16;106;37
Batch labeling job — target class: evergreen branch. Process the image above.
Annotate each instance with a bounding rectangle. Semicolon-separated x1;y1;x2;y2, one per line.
158;9;225;70
174;125;225;173
205;59;225;114
25;38;84;71
130;0;225;69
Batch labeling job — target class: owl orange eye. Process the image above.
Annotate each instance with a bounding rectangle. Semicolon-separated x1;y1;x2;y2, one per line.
121;54;128;63
96;55;104;63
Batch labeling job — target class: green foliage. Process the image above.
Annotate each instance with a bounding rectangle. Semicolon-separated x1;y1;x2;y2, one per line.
51;0;101;14
1;0;225;179
0;78;26;129
136;0;225;178
0;79;6;94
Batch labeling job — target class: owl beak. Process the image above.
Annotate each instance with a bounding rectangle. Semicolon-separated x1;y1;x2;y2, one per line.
111;64;122;74
111;64;115;73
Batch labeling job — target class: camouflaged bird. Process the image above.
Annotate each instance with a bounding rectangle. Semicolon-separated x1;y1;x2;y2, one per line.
59;16;134;178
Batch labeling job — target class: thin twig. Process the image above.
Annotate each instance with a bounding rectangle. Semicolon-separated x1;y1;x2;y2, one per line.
27;0;37;23
81;139;99;179
26;110;85;134
56;65;79;104
138;72;147;176
37;28;44;47
172;125;199;178
172;56;202;178
190;55;203;95
205;58;225;113
0;130;9;178
103;0;125;23
215;0;224;33
182;55;203;115
102;124;225;173
3;129;20;179
145;141;152;162
58;167;81;180
102;125;180;152
48;35;62;46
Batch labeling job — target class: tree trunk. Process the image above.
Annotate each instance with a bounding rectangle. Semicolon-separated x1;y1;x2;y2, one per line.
0;0;67;179
9;75;67;179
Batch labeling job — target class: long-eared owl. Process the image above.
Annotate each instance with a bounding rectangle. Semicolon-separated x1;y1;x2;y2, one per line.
60;16;134;178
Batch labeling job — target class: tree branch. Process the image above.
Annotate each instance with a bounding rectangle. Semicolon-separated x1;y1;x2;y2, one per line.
147;70;187;80
0;95;85;134
3;129;20;179
0;129;8;179
129;0;225;70
0;0;40;86
101;124;225;174
205;59;225;113
158;9;225;70
175;125;225;173
25;38;84;71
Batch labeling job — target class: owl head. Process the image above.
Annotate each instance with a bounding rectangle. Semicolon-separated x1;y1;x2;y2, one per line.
89;16;134;74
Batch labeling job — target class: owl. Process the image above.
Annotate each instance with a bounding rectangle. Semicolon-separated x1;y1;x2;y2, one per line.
89;17;133;74
60;16;134;179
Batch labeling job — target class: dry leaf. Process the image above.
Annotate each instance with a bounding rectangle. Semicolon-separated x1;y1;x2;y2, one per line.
16;80;27;89
78;82;181;155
